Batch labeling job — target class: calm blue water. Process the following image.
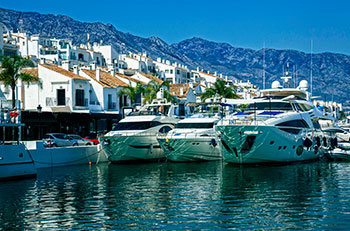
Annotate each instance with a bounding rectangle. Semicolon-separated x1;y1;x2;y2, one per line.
1;161;350;230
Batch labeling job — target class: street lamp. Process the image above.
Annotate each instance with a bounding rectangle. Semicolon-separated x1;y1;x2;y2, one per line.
37;104;42;140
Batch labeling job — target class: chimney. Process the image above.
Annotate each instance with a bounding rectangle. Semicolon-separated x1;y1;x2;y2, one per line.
109;68;115;76
214;71;217;76
196;67;199;72
62;60;71;71
73;65;79;75
157;57;161;62
207;70;210;74
180;87;184;95
90;62;96;70
40;58;46;65
189;82;193;89
96;68;101;82
220;73;223;78
166;60;170;65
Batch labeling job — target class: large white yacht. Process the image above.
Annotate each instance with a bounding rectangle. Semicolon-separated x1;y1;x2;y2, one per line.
216;70;330;164
100;99;178;163
157;113;221;162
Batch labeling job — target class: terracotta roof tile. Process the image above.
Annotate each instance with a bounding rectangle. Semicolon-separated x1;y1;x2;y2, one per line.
115;73;147;85
198;71;225;80
170;83;191;97
40;64;89;80
22;67;39;78
139;72;163;84
82;69;128;88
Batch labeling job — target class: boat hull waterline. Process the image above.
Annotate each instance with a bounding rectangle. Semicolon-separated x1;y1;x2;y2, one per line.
158;137;221;162
101;134;165;162
216;125;320;164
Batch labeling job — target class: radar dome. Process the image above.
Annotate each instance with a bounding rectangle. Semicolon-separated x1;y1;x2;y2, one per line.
271;81;282;89
298;80;309;89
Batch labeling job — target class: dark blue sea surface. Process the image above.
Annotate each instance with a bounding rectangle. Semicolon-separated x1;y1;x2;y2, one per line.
1;161;350;230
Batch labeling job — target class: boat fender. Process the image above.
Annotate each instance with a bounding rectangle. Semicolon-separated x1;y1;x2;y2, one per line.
303;138;312;148
211;138;217;147
322;137;327;147
296;145;303;156
150;144;153;153
314;145;319;154
315;136;321;147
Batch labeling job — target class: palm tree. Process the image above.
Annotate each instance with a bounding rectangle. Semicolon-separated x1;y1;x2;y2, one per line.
200;79;239;102
143;80;177;104
117;82;144;107
0;54;36;109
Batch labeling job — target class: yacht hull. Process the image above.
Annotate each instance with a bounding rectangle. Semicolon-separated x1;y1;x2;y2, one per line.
0;144;37;180
101;134;165;162
216;125;320;164
158;137;221;162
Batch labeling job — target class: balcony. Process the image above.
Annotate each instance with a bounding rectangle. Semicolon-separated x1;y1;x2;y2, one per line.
46;97;71;107
74;98;88;110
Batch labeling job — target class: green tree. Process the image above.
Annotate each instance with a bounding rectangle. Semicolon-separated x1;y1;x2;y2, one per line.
200;79;239;102
117;82;144;107
0;55;36;109
143;80;177;104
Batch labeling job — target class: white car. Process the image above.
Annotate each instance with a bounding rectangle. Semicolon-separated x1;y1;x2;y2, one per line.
68;134;94;146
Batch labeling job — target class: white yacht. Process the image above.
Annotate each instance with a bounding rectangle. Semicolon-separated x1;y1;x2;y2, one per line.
216;70;330;164
100;99;178;163
157;114;221;162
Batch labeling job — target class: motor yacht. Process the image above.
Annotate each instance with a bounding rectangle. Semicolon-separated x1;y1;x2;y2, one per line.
216;69;331;164
100;99;178;163
157;113;221;162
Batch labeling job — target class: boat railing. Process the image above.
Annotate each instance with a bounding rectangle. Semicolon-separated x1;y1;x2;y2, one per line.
102;132;159;138
156;132;215;139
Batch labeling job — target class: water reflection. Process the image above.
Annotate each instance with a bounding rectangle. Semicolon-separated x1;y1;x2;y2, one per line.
0;161;350;229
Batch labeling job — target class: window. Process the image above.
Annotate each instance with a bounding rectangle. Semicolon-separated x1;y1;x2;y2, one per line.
108;94;113;109
296;103;314;112
159;126;172;134
177;70;180;74
176;123;214;129
276;120;309;128
112;121;162;131
170;69;173;74
78;53;84;61
247;102;293;111
165;70;169;73
75;89;85;106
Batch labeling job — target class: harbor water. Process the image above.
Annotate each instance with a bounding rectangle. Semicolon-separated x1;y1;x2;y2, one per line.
1;161;350;230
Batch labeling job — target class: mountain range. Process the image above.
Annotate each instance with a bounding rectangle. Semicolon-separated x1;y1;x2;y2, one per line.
1;7;350;105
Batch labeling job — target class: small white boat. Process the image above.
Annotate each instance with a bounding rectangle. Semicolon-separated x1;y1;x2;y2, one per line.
157;114;221;162
0;144;37;180
24;141;108;168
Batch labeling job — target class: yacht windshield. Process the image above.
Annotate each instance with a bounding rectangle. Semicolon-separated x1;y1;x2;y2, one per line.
176;123;214;129
112;121;161;131
247;102;293;111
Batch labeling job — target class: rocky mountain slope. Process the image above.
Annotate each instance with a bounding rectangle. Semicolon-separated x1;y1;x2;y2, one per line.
1;8;350;105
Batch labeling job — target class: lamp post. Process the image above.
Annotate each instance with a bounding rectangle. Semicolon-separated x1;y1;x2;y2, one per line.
37;104;42;140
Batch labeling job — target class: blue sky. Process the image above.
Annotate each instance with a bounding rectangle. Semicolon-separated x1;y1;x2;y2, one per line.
1;0;350;54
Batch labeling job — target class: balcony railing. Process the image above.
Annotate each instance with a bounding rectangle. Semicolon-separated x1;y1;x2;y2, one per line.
46;97;71;107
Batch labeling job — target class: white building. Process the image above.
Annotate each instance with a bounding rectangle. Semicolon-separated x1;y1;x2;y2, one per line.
119;52;156;75
170;83;197;116
154;58;190;84
79;67;129;113
92;43;119;69
23;62;91;113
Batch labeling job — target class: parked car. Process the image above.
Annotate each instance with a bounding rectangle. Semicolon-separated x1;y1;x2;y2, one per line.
83;133;99;145
68;134;94;146
43;133;78;147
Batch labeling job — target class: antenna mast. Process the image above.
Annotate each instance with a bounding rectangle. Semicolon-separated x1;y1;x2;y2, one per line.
263;42;266;89
310;40;313;95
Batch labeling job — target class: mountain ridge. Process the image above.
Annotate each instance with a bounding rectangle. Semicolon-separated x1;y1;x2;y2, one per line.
1;8;350;105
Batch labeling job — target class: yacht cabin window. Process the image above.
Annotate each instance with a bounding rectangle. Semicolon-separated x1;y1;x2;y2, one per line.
276;120;309;128
176;123;214;129
112;121;162;131
246;102;293;111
